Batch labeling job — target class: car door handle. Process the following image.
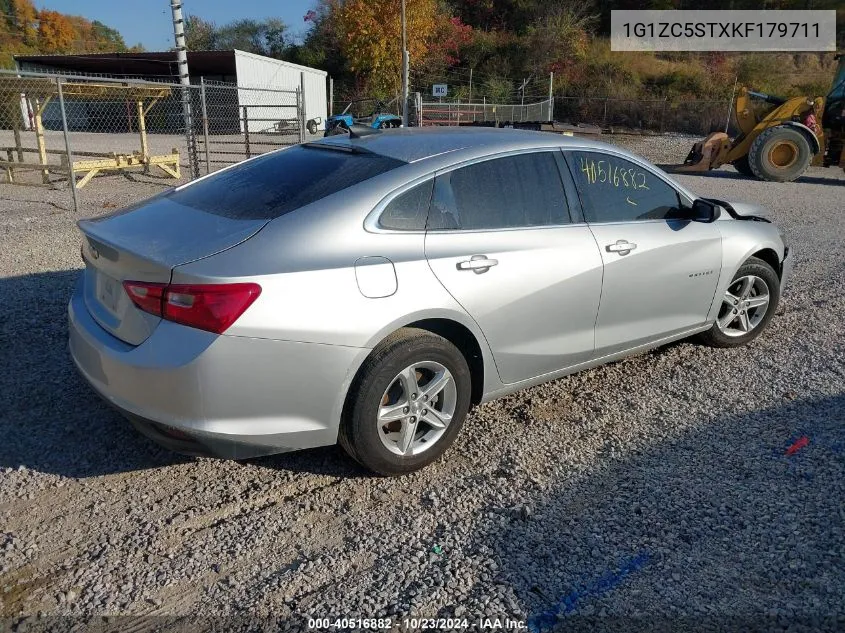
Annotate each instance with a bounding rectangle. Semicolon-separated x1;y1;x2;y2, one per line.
605;240;637;255
456;255;499;273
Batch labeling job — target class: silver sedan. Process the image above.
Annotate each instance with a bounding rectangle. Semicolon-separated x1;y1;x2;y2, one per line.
68;128;793;475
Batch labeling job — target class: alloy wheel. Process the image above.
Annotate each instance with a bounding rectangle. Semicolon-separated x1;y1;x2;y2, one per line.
716;275;771;337
377;361;457;457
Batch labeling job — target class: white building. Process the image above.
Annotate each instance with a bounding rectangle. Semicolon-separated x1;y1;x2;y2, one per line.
15;49;329;133
231;50;327;133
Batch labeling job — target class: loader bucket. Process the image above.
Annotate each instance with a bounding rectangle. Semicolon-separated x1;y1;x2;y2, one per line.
674;132;731;173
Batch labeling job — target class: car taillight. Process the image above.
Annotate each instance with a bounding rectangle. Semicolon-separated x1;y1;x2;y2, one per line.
122;281;261;334
163;283;262;334
123;281;166;316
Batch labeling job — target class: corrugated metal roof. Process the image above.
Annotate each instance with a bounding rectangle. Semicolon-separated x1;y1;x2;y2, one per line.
15;50;237;78
15;50;328;84
232;50;328;77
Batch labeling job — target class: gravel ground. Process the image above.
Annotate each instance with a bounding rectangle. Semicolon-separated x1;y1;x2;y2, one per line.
1;133;844;631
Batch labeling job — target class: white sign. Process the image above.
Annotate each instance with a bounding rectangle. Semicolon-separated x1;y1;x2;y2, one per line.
432;84;448;97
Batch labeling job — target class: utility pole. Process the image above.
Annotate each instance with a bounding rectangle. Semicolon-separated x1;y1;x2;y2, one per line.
519;76;532;122
170;1;190;88
170;0;197;177
401;0;409;127
519;76;531;107
548;71;554;122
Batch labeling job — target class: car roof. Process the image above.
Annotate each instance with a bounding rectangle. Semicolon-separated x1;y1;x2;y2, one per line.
308;127;699;204
313;126;624;165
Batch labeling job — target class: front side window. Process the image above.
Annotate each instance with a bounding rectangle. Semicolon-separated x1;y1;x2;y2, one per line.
568;151;682;223
427;152;571;230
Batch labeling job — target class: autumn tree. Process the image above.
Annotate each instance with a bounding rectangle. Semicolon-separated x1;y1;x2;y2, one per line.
0;2;133;68
335;0;439;97
5;0;37;44
66;15;93;50
430;16;473;67
37;9;75;53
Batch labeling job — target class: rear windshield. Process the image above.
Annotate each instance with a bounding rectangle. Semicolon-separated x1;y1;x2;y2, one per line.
167;145;406;220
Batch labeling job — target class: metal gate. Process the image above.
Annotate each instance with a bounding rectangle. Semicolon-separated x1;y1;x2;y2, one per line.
194;80;303;175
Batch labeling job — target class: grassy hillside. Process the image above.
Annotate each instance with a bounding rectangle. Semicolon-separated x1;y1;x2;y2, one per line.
289;0;843;103
564;44;838;101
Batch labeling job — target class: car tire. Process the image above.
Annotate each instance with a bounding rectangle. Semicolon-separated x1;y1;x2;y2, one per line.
697;256;781;348
339;328;472;476
731;154;755;178
748;125;813;182
306;120;318;135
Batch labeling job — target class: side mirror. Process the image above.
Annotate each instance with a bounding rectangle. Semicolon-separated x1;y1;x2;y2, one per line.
690;199;721;223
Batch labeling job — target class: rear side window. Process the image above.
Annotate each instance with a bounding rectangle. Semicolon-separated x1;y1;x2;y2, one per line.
167;145;406;220
378;180;434;230
567;151;681;223
428;152;571;230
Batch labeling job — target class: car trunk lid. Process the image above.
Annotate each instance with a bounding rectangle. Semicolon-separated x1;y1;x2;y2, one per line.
78;195;268;346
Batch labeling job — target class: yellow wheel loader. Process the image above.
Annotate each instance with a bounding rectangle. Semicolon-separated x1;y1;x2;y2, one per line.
677;53;845;182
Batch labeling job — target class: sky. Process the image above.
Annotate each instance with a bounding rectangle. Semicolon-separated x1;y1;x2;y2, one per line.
33;0;316;51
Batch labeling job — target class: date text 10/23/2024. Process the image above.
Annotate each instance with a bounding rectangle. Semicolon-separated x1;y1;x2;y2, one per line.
307;617;527;630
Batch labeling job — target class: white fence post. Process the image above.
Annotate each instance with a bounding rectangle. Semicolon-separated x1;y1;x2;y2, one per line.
299;72;307;141
200;77;210;173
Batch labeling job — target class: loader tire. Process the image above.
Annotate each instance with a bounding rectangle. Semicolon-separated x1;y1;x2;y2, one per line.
748;125;812;183
732;155;755;178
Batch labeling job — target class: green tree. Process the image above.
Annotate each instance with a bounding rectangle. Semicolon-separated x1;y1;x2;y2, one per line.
184;15;218;50
185;16;290;58
91;20;128;51
482;76;513;102
525;4;595;74
292;1;348;81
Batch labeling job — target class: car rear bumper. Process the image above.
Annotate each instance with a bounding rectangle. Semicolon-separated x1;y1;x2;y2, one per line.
68;279;366;458
123;412;290;459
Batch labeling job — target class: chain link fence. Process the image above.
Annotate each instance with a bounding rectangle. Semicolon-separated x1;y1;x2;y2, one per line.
413;92;730;137
418;97;554;126
3;67;735;215
0;69;305;214
196;79;301;175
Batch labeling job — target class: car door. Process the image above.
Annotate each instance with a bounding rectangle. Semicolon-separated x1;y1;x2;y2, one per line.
424;150;604;385
563;149;722;355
